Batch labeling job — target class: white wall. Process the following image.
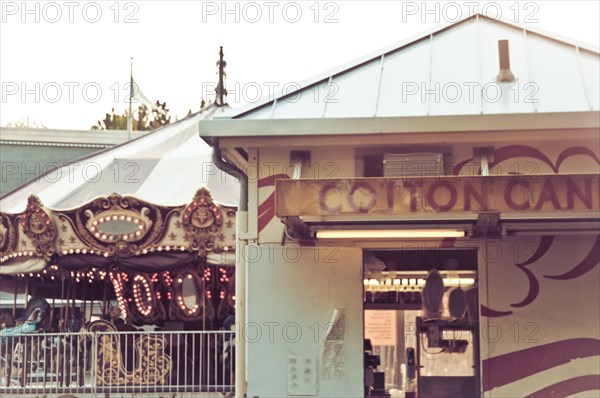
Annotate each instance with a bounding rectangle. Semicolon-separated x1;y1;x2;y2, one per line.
246;244;364;398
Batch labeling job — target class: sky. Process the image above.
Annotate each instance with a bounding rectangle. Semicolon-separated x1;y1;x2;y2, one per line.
1;0;599;130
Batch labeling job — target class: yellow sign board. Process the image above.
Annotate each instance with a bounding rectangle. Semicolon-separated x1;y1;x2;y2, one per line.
275;174;600;217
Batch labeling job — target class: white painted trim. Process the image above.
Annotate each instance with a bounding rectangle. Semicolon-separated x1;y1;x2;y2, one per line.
199;111;600;138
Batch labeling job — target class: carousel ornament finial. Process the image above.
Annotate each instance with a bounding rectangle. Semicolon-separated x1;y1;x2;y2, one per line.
20;194;57;260
182;188;222;256
215;46;228;107
27;194;44;208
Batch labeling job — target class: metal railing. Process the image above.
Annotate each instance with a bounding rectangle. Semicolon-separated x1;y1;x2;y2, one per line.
0;329;235;395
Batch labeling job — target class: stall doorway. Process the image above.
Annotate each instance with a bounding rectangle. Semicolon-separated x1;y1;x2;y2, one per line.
363;249;480;398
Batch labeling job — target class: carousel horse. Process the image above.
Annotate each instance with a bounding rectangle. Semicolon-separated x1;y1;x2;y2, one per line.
0;297;51;387
0;297;50;341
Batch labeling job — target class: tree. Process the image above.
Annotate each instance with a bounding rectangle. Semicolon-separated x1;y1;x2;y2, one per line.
92;101;171;131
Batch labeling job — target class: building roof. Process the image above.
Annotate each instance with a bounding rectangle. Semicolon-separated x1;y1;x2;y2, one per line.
200;13;599;138
0;127;148;148
1;105;240;213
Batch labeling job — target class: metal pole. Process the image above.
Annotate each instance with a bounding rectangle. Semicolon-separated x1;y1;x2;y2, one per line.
60;277;66;327
12;279;17;318
24;277;29;308
235;212;247;398
51;284;56;324
127;57;133;141
102;278;109;317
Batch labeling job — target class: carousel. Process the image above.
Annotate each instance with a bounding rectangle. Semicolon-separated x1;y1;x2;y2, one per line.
0;102;239;395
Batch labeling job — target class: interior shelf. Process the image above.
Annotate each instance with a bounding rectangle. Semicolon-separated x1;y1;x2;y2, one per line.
364;303;422;311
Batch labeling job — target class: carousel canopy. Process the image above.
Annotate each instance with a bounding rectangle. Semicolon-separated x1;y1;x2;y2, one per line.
1;104;240;214
0;105;240;276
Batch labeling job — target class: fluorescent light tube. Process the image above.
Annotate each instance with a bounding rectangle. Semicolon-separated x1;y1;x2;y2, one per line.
315;229;465;239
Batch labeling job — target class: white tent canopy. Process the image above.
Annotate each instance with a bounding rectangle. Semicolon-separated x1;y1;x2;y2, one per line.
1;105;240;213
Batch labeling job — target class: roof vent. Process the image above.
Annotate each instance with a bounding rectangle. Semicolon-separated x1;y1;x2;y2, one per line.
495;40;516;83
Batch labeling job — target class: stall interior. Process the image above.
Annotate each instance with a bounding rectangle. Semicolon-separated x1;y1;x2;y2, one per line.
363;249;479;398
